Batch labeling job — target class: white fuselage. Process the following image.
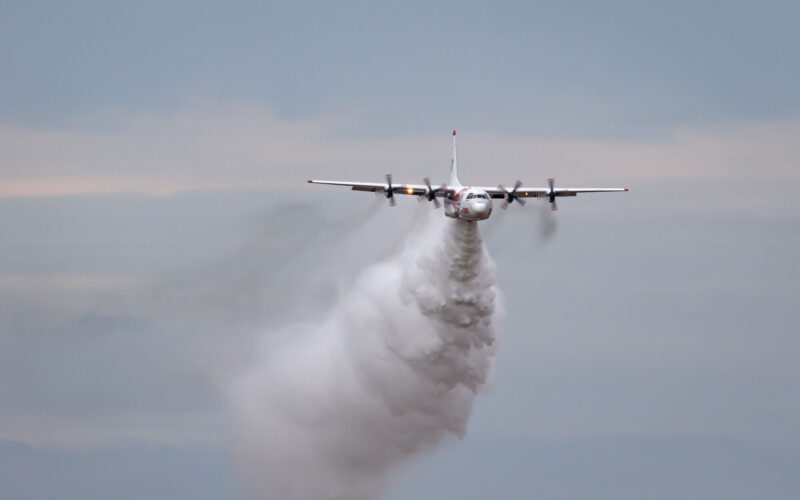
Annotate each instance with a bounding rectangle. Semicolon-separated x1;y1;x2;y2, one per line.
444;187;493;221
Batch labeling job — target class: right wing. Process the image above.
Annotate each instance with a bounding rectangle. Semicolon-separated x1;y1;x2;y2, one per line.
307;179;453;197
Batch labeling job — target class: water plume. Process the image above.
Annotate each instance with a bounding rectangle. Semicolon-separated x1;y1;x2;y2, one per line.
229;213;502;500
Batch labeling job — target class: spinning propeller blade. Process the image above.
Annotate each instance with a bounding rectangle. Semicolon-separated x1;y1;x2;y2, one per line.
547;178;557;211
499;180;526;209
385;173;396;206
423;177;445;208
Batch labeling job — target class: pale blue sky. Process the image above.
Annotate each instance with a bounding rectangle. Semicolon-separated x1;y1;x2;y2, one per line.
1;1;799;499
2;1;799;135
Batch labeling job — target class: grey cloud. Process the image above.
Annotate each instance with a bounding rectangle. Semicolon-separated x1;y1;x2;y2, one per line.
0;440;243;500
385;434;800;500
0;166;798;497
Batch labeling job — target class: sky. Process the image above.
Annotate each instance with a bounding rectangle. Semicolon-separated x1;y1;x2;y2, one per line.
1;1;799;499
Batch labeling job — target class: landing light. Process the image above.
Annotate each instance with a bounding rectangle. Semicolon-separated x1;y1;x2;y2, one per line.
407;188;414;194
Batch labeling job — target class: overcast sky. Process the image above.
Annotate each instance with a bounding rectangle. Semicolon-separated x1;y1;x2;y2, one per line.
1;1;799;499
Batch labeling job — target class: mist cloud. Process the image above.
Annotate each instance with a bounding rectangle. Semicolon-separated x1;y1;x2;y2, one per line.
229;213;502;499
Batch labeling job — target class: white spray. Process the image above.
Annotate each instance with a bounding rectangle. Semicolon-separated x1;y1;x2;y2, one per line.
229;212;502;500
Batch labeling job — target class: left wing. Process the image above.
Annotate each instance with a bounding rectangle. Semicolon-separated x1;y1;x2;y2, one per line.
476;179;628;210
478;186;629;199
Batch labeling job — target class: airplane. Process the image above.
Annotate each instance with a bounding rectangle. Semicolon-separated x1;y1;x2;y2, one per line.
308;131;628;222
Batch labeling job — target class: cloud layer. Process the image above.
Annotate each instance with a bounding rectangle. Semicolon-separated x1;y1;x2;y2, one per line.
1;108;798;198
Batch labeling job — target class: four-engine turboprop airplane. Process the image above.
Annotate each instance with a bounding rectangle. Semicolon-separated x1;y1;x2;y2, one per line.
308;131;628;221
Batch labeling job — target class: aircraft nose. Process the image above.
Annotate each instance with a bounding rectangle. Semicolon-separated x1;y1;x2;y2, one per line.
473;202;488;216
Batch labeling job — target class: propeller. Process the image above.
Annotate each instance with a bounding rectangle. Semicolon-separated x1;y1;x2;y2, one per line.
384;173;396;206
547;178;557;211
498;180;527;209
423;177;447;208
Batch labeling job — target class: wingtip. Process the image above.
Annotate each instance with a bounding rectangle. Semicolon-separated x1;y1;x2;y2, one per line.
307;179;312;183
624;188;629;191
452;130;456;136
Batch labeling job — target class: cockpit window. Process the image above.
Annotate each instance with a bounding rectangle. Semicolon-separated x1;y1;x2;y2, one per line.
466;194;474;199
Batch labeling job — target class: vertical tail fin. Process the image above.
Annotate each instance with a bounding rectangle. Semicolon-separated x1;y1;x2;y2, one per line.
450;130;462;187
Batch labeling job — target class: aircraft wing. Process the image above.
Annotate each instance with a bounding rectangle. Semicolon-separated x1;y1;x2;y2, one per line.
307;179;452;197
476;181;628;211
480;186;629;199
